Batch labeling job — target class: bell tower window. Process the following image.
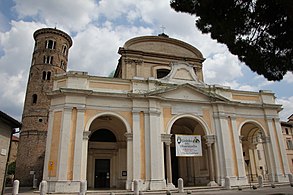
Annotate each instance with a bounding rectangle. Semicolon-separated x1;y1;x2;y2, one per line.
62;44;67;55
45;40;56;49
47;72;51;80
42;71;52;80
44;56;53;64
60;61;66;69
42;71;46;80
32;94;38;104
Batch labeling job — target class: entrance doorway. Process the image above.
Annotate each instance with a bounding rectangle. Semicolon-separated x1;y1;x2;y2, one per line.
95;159;110;188
169;117;209;186
87;114;128;189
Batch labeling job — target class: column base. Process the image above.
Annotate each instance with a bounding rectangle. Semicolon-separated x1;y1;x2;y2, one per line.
207;181;218;187
47;180;81;193
167;182;176;189
149;179;166;190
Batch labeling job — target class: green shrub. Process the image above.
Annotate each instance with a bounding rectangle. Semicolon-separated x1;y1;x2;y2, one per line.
7;161;16;175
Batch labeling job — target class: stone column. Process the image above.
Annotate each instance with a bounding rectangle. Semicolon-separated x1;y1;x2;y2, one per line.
166;142;172;184
262;136;274;181
204;135;218;186
125;133;133;190
248;143;257;182
81;131;90;181
161;134;175;189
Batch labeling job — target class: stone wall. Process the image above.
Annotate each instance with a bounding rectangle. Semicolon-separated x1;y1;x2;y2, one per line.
0;122;12;193
15;132;46;186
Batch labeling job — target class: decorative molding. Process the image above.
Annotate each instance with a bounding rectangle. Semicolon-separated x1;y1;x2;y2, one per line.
161;134;172;144
124;59;143;65
83;131;91;140
203;135;216;144
239;135;245;143
263;136;271;143
124;133;133;141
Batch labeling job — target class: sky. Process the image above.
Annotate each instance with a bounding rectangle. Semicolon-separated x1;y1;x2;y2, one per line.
0;0;292;122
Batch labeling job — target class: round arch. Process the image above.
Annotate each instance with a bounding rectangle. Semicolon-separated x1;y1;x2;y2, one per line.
239;119;270;183
86;112;129;189
85;111;132;134
166;113;211;135
238;120;268;137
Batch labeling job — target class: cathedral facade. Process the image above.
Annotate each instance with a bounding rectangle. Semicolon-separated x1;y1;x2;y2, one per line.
20;28;290;192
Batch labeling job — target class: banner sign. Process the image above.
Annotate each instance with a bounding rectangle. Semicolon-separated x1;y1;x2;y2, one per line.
175;134;202;157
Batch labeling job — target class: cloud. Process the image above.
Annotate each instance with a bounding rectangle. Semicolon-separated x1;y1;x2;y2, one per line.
276;96;293;121
0;0;291;122
203;52;243;85
69;24;153;76
0;20;46;119
12;0;98;32
284;72;293;83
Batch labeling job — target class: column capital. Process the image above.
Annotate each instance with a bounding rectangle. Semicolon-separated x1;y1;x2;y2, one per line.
161;134;172;144
124;133;133;141
263;136;271;143
239;135;245;143
204;135;216;145
76;105;86;111
83;131;91;140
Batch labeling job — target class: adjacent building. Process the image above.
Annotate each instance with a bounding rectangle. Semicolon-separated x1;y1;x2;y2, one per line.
281;115;293;173
0;111;21;193
18;28;291;193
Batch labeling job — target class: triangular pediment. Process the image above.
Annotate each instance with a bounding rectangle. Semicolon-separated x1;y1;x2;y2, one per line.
147;84;229;102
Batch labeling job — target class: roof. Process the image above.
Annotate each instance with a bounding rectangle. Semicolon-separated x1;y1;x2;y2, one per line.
0;110;21;129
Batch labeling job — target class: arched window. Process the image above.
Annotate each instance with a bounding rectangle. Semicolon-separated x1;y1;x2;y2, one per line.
47;71;51;80
45;40;56;49
44;56;53;64
32;94;38;104
62;44;67;55
157;69;170;79
60;61;66;69
42;71;46;80
89;129;117;142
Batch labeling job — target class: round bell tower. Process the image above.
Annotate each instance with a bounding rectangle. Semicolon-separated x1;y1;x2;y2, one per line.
15;28;72;186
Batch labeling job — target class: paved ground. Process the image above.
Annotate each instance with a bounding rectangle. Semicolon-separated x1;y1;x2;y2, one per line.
3;184;293;195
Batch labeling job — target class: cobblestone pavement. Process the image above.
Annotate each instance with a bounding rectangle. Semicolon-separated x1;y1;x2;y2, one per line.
3;185;293;195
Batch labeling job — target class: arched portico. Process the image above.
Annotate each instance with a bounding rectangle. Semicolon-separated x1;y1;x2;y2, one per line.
240;121;270;183
86;113;130;189
163;114;217;188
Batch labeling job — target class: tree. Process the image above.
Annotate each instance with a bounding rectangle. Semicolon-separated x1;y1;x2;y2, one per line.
170;0;293;81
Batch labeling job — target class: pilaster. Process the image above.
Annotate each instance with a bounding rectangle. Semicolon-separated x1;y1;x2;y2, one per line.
266;117;282;181
57;107;72;180
73;106;85;180
132;110;141;180
230;116;246;180
148;106;166;190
